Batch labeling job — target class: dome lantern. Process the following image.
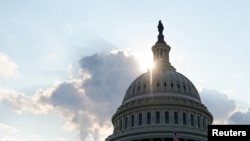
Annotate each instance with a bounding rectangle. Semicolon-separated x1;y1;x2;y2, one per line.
152;20;175;71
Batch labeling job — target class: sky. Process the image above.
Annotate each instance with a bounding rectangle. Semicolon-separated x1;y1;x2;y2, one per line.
1;0;250;141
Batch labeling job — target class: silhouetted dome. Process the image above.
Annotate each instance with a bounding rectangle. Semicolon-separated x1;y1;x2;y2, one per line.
105;20;213;141
122;68;201;104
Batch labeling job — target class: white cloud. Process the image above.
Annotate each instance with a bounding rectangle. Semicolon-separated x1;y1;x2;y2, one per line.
200;88;237;124
0;122;17;133
0;49;140;141
200;89;250;124
220;89;235;99
0;52;19;77
229;108;250;124
61;50;141;140
32;50;140;141
0;88;53;114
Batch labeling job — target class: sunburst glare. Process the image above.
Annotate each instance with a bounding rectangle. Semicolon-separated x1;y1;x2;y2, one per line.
133;51;154;72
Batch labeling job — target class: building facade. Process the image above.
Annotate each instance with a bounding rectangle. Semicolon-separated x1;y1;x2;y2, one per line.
105;21;213;141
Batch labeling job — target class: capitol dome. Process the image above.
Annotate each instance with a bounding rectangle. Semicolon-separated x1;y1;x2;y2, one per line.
106;21;213;141
122;67;201;104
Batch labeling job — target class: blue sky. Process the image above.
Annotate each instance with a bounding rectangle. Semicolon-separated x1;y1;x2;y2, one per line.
1;0;250;141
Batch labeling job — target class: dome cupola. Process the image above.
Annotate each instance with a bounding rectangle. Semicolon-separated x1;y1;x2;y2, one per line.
152;20;175;71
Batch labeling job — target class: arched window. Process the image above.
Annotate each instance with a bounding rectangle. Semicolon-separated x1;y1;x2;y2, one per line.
157;82;160;87
116;120;118;130
191;114;194;126
165;111;169;123
202;117;205;129
197;116;200;128
156;111;160;124
183;84;186;90
125;117;128;129
183;113;186;125
164;82;167;87
119;119;122;130
139;113;142;126
131;115;135;127
147;112;151;124
174;112;178;124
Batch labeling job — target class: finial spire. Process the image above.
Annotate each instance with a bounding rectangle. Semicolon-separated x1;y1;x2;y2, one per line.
156;20;166;44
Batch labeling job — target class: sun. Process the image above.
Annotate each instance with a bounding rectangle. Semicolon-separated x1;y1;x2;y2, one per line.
133;51;154;72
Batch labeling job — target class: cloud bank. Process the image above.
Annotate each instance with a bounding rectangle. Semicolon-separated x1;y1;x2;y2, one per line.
200;89;250;125
1;50;250;141
229;108;250;124
0;50;141;141
200;89;237;124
